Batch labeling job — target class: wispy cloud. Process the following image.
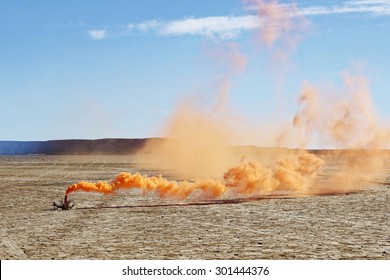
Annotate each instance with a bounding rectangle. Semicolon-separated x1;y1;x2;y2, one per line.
298;0;390;16
127;20;161;33
158;15;259;39
123;16;259;39
88;29;107;40
87;1;390;40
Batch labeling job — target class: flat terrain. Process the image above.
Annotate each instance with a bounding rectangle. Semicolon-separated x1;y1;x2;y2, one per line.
0;155;389;259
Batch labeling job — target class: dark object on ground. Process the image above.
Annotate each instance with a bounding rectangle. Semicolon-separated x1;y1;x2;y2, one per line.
53;195;74;210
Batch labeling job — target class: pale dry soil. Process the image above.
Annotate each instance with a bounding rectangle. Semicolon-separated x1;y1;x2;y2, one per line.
0;155;389;259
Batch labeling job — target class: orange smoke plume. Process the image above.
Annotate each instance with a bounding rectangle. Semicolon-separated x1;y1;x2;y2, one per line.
65;151;324;201
66;172;225;201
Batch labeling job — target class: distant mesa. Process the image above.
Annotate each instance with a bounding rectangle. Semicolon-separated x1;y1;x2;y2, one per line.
0;138;162;155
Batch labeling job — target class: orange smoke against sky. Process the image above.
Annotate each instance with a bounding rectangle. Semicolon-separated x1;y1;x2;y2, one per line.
65;0;389;202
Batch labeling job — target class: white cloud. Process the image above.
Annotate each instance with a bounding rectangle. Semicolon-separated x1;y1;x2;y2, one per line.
153;0;390;39
159;15;259;39
245;0;390;16
87;1;390;40
122;15;260;40
299;1;390;16
88;29;107;40
346;0;390;5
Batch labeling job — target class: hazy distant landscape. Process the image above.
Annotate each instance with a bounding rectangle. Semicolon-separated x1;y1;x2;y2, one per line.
0;139;154;155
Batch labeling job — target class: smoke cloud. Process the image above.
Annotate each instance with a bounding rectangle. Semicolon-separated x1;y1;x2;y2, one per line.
65;1;389;203
291;72;390;191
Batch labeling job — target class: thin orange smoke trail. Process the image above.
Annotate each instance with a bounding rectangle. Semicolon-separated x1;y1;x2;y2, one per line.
65;152;324;201
247;0;308;48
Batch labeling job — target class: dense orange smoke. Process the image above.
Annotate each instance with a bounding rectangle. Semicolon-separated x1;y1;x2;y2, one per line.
224;152;323;194
66;151;324;200
66;173;223;200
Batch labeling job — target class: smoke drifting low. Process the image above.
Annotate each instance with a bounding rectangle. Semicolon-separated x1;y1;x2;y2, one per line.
66;151;324;201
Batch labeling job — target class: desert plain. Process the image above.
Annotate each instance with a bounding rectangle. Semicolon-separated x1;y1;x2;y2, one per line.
0;154;389;259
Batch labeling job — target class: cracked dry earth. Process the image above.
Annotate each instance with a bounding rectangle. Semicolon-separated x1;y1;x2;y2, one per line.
0;155;389;259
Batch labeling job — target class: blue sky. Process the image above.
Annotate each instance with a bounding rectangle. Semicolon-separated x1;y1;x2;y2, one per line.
1;0;390;141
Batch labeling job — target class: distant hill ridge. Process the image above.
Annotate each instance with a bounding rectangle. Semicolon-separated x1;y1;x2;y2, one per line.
0;138;162;155
1;138;388;155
